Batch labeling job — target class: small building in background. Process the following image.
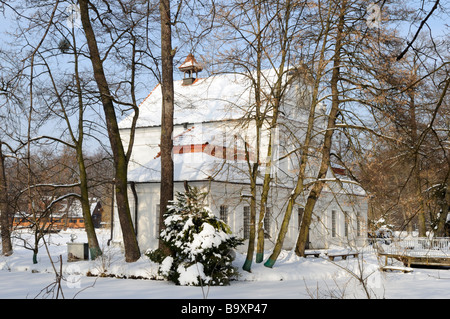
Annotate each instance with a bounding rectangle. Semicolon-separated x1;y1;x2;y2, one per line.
13;197;105;231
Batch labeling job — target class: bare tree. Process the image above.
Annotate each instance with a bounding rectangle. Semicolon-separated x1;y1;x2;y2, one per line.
157;0;218;256
0;0;108;260
354;3;450;237
35;26;103;259
291;0;348;259
78;0;153;262
0;142;13;256
0;0;160;262
158;0;175;256
213;0;308;272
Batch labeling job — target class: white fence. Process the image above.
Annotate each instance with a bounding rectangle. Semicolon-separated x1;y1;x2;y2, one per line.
374;237;450;258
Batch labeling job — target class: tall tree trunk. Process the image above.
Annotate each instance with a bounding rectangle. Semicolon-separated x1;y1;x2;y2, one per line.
77;149;102;259
294;0;346;258
435;183;449;237
255;0;292;265
159;0;175;256
72;29;102;260
256;89;281;264
242;178;258;272
255;137;269;264
0;143;13;256
408;89;427;237
264;87;319;267
264;0;333;267
243;1;262;270
79;0;140;262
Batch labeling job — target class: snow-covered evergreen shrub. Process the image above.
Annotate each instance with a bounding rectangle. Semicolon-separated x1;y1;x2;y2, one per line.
147;186;242;286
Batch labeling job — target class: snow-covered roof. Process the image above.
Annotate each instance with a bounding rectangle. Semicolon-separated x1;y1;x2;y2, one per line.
119;74;249;129
119;69;293;129
178;53;203;72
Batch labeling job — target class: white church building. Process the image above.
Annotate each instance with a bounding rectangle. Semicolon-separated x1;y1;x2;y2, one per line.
112;54;368;254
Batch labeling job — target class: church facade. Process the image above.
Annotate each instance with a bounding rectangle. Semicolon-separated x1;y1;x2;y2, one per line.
112;55;369;253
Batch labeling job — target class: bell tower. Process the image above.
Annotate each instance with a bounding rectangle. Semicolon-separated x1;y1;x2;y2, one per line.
178;53;203;85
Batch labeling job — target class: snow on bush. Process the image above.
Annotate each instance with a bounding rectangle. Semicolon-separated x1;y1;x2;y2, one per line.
146;186;243;286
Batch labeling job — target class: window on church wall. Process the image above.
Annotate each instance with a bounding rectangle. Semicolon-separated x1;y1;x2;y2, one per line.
222;132;227;159
219;130;245;162
233;135;238;161
344;212;349;238
243;206;250;239
220;205;228;224
356;212;361;237
155;204;160;239
331;210;337;238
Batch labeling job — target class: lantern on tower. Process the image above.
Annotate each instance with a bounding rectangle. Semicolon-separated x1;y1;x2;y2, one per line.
178;54;203;85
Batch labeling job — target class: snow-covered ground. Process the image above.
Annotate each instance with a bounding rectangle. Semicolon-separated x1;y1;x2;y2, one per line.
1;229;449;301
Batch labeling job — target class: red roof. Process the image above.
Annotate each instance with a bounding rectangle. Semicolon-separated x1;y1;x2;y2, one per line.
178;54;203;72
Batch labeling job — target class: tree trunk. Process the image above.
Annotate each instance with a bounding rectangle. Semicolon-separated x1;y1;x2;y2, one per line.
159;0;175;256
264;182;302;267
244;4;263;269
242;172;258;271
72;28;102;260
255;0;292;264
79;0;140;262
264;0;332;267
435;184;449;237
408;90;427;237
294;0;346;258
256;163;269;264
256;98;280;264
0;143;13;256
77;150;102;260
